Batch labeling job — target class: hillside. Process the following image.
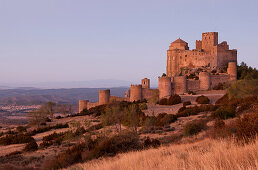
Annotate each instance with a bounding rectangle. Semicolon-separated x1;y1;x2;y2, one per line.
72;137;258;170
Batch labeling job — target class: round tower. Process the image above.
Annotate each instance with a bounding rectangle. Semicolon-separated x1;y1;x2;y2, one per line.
141;78;150;89
79;100;88;113
158;76;172;99
199;72;211;90
130;85;142;102
227;62;237;80
174;76;187;94
99;89;110;105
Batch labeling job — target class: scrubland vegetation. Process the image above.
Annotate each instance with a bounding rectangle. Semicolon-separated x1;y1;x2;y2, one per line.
74;137;258;170
0;62;257;169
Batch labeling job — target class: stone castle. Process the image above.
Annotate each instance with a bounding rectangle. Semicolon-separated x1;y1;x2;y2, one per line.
79;32;238;112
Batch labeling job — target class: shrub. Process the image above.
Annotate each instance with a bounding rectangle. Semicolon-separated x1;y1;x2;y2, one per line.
27;123;69;136
199;104;218;112
228;79;258;99
209;118;231;139
196;95;210;104
211;106;236;119
43;131;141;169
234;113;258;143
16;126;27;133
177;106;201;117
167;94;181;105
213;83;225;90
56;116;62;119
159;98;168;105
188;91;196;95
155;113;177;127
139;103;148;110
183;101;191;107
0;134;35;145
177;106;186;113
45;117;51;122
215;94;229;105
40;122;46;126
183;120;206;136
159;95;181;105
237;96;257;113
143;137;161;148
24;139;38;151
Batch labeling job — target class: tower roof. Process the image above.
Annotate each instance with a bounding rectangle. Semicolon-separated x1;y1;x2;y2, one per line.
172;38;187;44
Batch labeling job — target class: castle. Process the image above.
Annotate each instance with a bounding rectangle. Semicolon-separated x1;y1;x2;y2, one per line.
79;32;238;112
167;32;237;77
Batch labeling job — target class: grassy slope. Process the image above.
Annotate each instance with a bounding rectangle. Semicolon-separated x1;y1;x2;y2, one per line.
72;137;258;170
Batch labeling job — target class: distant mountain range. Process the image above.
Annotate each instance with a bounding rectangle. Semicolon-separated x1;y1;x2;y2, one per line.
0;87;128;105
1;79;132;89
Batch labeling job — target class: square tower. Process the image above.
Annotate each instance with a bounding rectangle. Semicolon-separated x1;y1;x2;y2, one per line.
202;32;218;51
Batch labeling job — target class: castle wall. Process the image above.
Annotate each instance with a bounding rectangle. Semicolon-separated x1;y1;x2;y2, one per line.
142;88;156;99
210;74;230;87
110;96;129;102
173;76;187;94
217;46;237;68
87;102;99;109
187;79;200;91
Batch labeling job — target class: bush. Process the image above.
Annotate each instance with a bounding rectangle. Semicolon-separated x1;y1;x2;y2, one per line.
155;113;177;127
24;139;38;151
196;95;210;104
199;104;218;112
43;131;141;169
16;126;27;133
177;106;201;117
183;120;206;136
159;98;168;105
56;116;62;119
139;103;148;110
167;94;181;105
40;122;46;126
183;101;191;107
0;134;35;145
228;79;258;99
143;137;161;148
188;91;196;95
234;113;258;143
27;123;69;136
213;83;225;90
215;94;229;105
159;95;181;105
209;119;231;139
211;106;236;120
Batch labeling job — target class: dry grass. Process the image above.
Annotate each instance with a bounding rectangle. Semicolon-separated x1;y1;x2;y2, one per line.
71;137;258;170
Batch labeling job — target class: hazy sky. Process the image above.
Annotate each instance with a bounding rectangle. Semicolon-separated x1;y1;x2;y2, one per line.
0;0;257;86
